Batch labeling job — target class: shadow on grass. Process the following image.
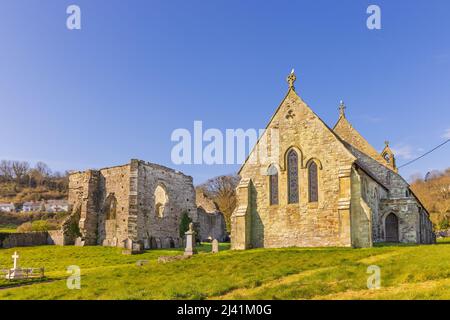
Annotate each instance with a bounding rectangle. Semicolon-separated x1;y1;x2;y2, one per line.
0;277;58;290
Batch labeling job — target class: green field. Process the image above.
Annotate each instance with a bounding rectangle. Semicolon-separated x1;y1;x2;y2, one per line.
1;240;450;300
0;225;17;233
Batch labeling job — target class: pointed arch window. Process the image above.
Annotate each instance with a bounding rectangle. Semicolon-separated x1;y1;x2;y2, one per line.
287;149;299;204
308;161;319;202
268;165;279;205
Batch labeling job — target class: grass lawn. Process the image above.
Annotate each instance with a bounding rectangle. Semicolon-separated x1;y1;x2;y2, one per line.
1;240;450;300
0;225;17;233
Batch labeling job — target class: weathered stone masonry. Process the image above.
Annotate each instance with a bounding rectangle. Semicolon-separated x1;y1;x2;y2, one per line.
67;159;197;249
231;71;435;249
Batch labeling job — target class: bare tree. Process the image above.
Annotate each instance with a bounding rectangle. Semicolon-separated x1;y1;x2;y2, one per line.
0;160;13;181
35;161;52;177
11;161;30;183
197;174;240;231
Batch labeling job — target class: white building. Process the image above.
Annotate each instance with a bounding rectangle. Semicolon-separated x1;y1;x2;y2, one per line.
44;200;69;213
0;203;15;213
22;201;45;212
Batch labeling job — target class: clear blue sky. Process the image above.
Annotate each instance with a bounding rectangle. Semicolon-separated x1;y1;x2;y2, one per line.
0;0;449;184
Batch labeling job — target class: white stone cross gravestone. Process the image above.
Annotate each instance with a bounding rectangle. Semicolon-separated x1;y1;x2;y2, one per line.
5;251;25;280
12;251;19;269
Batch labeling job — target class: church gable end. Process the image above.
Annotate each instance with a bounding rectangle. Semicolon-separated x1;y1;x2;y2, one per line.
235;71;357;249
232;70;435;250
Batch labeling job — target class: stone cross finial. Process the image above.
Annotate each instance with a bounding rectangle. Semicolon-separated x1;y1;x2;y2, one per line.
339;100;346;118
12;251;19;269
385;140;390;147
286;69;296;90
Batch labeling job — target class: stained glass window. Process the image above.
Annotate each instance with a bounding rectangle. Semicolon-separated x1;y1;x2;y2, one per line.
308;162;318;202
268;165;279;205
287;150;299;204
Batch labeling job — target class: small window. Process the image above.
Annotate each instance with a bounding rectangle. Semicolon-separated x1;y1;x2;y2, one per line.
287;150;299;204
308;162;319;202
268;165;279;205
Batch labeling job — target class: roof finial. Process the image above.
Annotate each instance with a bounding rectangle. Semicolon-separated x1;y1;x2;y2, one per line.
385;140;390;147
286;69;297;91
339;100;346;118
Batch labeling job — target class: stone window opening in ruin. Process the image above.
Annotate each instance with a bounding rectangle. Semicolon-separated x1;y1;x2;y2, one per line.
154;184;168;218
287;149;299;204
104;194;117;220
308;161;319;203
268;164;279;205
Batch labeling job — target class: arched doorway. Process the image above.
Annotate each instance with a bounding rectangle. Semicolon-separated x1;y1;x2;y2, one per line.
385;213;399;242
101;193;118;246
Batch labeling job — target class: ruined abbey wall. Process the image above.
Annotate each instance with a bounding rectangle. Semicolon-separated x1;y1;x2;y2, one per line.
67;160;197;249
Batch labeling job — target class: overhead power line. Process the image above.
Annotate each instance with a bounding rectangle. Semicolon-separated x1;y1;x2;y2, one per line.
398;139;450;169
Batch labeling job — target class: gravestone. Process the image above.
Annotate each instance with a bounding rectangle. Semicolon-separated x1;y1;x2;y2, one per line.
184;223;197;256
75;237;85;246
5;251;25;280
143;238;150;249
212;239;219;253
136;260;149;266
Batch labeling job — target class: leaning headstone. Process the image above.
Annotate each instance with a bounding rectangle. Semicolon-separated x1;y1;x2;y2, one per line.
212;239;219;253
136;260;149;266
121;239;143;255
184;223;197;256
111;237;118;247
74;237;85;247
123;238;133;249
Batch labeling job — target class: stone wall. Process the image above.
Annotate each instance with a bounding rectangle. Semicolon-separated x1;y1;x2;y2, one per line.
0;232;50;248
135;160;197;249
197;209;227;242
67;160;198;250
196;189;228;242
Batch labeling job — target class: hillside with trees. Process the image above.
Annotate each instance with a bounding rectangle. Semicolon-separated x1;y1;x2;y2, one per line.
410;168;450;230
196;174;240;231
0;160;68;206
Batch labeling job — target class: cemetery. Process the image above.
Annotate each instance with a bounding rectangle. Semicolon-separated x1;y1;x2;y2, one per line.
0;239;450;299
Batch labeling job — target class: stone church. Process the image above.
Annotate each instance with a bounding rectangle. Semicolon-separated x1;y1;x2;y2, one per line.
231;70;435;249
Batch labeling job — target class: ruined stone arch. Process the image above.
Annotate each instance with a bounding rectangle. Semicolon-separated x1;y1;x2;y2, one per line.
104;193;117;220
154;183;168;218
100;193;118;246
